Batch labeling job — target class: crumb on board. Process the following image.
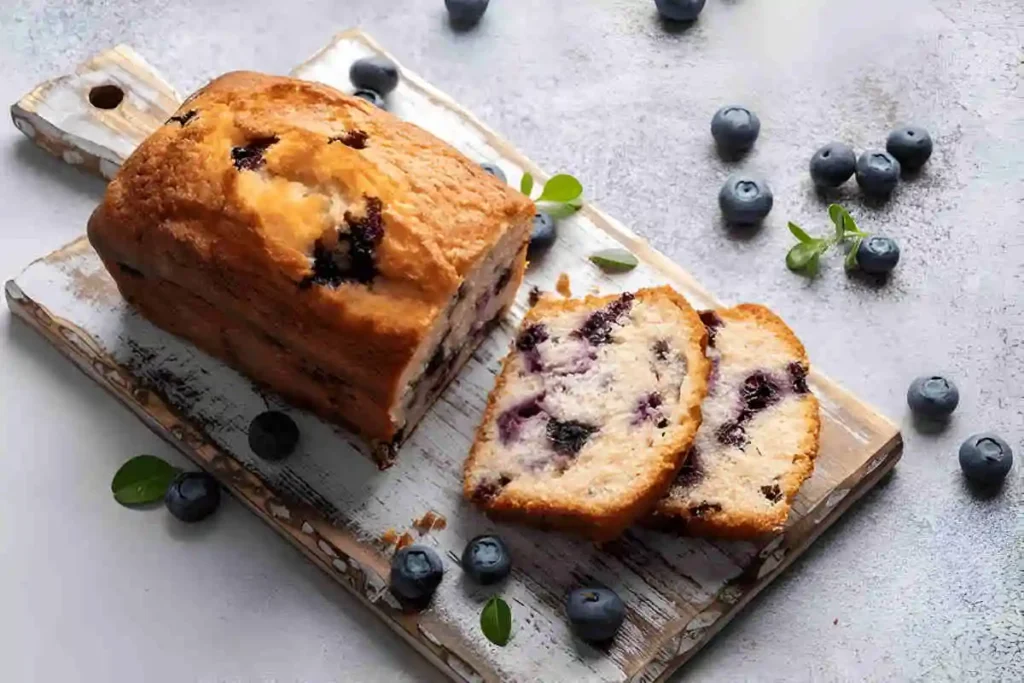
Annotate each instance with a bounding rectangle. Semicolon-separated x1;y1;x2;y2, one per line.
556;273;571;298
528;285;543;307
412;510;448;536
397;531;415;549
381;528;399;546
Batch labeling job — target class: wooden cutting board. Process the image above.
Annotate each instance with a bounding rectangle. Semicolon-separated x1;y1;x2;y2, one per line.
7;29;902;683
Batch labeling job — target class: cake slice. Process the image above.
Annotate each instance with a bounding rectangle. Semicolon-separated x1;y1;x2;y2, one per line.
464;287;711;542
648;304;821;538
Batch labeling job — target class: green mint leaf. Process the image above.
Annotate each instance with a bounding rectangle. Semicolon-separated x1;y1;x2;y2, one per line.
590;248;639;272
112;455;180;506
788;222;814;244
520;172;534;197
537;174;583;203
845;237;863;271
480;596;512;646
828;204;860;239
786;241;826;275
537;198;581;219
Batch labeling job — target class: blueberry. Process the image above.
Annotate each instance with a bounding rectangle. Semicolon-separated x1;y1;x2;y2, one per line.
164;472;221;523
959;434;1013;486
809;142;856;188
655;0;707;21
461;535;512;585
711;106;761;154
390;545;444;608
353;89;386;110
567;588;626;643
855;236;900;275
349;56;400;97
248;411;300;461
528;212;557;255
718;174;773;225
446;0;489;29
907;376;959;420
886;125;932;171
480;162;507;184
855;150;900;196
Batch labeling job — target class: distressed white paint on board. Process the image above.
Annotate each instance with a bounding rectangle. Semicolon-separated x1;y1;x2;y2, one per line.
8;31;901;683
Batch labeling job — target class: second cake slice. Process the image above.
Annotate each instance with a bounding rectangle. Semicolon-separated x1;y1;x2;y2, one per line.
648;304;821;538
464;287;710;541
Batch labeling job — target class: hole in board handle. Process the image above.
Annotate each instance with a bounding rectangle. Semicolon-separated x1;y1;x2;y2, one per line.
89;84;125;110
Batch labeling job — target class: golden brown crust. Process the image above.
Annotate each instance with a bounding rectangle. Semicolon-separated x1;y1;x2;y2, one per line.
463;286;710;542
649;304;821;539
88;72;534;445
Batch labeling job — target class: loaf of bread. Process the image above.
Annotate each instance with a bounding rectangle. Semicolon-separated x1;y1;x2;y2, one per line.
464;287;711;541
649;304;820;538
87;72;535;466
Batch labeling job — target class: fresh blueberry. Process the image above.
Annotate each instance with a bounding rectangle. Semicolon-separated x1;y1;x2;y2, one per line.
718;174;773;225
655;0;707;21
461;535;512;585
567;587;626;643
390;545;444;608
855;236;900;275
353;89;386;110
446;0;489;29
164;472;221;523
959;434;1013;486
855;150;900;196
480;162;507;184
886;125;932;171
349;56;400;97
528;212;557;255
907;376;959;420
809;142;856;188
711;106;760;154
248;411;300;461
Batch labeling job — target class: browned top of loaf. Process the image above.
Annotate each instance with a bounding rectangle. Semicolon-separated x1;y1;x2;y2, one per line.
88;72;534;412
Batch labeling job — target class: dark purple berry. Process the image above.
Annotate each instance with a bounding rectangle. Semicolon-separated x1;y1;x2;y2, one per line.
575;293;635;345
497;396;545;443
789;362;810;394
248;411;300;461
164;472;221;523
546;419;597;456
740;372;781;412
231;136;278;171
349;56;400;97
699;310;723;346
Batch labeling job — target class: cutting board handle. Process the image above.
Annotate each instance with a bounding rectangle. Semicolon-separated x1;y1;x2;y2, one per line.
10;45;181;180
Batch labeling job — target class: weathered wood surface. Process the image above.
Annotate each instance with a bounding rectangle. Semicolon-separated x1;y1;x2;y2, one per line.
10;44;180;179
6;29;902;683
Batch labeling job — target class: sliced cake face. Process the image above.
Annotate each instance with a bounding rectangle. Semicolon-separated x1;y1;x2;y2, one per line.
464;287;711;541
650;304;821;538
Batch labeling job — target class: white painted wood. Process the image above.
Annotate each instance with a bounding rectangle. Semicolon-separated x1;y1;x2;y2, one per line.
6;30;901;683
10;44;180;179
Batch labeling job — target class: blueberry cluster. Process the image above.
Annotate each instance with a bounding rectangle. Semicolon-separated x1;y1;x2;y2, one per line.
810;126;932;197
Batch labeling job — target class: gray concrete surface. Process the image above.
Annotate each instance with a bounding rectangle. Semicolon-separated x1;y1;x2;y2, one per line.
1;0;1021;681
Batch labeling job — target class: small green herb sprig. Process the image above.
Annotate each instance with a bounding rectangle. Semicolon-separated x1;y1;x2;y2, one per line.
786;204;870;276
520;172;584;219
480;595;513;646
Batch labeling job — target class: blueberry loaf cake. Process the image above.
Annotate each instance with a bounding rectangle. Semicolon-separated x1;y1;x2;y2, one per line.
464;287;711;541
649;304;821;538
87;72;535;466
